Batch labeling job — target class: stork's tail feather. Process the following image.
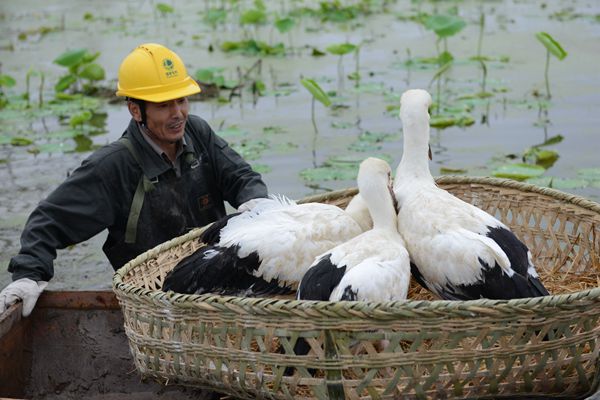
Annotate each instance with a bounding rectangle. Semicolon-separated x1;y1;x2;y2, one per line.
530;277;550;297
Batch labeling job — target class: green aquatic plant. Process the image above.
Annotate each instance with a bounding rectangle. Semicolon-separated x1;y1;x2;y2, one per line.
348;130;397;153
301;78;332;123
274;17;295;33
420;12;464;117
274;16;296;51
300;153;393;184
326;42;357;93
300;78;332;167
440;166;468;175
156;3;174;16
522;134;563;169
492;134;564;181
240;2;268;42
0;72;16;109
428;60;452;115
241;8;267;26
475;11;485;59
492;163;546;181
423;13;466;65
53;49;105;95
194;67;238;89
535;32;567;99
69;110;92;128
292;1;368;24
203;8;227;28
221;39;285;56
24;68;45;108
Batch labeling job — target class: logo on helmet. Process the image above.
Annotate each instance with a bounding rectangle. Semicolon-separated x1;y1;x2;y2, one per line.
162;58;179;78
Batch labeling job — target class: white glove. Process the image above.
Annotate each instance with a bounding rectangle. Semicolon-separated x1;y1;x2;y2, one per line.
0;278;48;317
237;198;264;212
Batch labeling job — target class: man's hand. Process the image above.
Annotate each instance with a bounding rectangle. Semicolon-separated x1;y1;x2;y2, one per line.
0;278;48;317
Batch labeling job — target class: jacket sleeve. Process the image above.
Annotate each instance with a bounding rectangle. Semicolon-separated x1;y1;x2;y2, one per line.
8;155;118;282
195;117;268;208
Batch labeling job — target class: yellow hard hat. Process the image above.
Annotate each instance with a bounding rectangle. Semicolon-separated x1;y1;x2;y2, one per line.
116;43;200;102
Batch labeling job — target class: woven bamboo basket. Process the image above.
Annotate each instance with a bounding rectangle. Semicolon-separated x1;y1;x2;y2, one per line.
113;176;600;400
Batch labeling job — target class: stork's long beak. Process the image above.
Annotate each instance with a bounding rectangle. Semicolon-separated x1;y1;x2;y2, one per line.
428;145;432;160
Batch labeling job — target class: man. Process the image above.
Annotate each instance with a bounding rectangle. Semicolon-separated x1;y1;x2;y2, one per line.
0;43;268;316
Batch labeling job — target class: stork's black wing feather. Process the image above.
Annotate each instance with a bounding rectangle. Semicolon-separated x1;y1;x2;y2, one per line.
200;212;243;245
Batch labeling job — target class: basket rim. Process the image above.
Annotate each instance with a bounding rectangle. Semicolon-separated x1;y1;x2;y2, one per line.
113;175;600;316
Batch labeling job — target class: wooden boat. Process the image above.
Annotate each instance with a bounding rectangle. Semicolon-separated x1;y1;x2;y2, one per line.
0;290;219;400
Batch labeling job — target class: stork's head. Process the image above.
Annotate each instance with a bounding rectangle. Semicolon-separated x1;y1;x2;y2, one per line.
358;157;398;212
399;89;432;124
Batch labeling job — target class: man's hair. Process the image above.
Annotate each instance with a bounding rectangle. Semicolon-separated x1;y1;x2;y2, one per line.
126;97;147;126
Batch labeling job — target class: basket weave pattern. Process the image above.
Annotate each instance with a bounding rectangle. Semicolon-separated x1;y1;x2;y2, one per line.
113;177;600;399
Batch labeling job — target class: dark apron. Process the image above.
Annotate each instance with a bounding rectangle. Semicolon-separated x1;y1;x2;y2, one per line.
103;139;226;269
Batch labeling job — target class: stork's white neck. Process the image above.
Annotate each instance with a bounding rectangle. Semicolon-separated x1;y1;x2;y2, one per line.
361;178;397;231
396;116;435;186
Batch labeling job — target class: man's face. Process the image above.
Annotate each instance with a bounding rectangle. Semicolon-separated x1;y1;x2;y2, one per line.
132;97;189;145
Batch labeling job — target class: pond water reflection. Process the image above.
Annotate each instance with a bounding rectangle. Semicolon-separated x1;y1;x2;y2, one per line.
1;0;599;289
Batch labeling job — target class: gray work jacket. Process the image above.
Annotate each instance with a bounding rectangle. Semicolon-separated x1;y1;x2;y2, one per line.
8;115;268;281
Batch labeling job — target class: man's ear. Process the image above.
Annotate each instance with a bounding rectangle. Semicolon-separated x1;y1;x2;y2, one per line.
128;101;142;122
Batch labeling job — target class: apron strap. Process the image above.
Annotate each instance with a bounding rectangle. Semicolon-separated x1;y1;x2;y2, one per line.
118;137;155;244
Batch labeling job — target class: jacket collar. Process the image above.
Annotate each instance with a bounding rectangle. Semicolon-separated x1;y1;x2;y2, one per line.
125;118;197;179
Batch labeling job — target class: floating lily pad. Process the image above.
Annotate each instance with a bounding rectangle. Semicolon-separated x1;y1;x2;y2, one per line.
527;176;588;190
10;137;34;146
577;168;600;181
231;139;270;161
456;92;494;100
300;155;361;182
217;126;247;138
28;142;77;154
331;121;354;129
221;40;285;56
349;82;386;94
492;163;546;181
358;130;397;144
526;176;554;187
440;166;468;174
263;126;287;135
300;165;358;182
250;163;272;174
549;178;588;190
47;129;82;139
348;141;381;152
273;142;298;154
429;114;475;128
